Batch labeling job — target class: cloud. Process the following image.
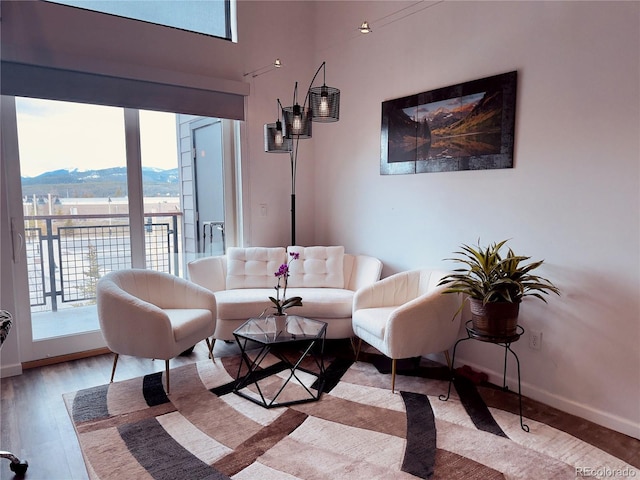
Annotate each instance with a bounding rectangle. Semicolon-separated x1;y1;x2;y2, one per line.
16;98;178;177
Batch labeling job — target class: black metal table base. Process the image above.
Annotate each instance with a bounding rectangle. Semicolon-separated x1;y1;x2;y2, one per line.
439;321;529;432
233;336;326;408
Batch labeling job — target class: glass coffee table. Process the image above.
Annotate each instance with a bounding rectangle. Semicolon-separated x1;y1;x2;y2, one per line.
232;315;327;408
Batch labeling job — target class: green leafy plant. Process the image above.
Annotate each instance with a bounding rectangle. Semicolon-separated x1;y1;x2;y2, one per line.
438;239;560;305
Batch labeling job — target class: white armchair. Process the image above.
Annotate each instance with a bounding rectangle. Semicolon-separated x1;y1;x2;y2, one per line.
96;269;217;394
352;269;461;392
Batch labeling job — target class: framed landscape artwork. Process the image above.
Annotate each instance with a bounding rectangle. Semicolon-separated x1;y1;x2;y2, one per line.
380;71;517;175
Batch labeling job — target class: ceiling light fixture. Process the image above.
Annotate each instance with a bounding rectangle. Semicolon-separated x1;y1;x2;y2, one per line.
243;58;283;78
359;21;372;33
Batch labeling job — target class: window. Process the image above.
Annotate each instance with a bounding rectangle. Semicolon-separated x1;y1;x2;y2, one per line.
46;0;234;40
12;97;234;342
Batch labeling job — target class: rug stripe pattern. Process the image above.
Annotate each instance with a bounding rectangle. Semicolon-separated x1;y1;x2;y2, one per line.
71;384;110;423
453;376;508;437
118;417;229;480
400;391;436;478
213;408;308;476
64;353;640;480
142;371;170;406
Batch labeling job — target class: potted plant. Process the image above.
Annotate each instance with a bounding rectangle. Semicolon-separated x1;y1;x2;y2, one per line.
263;251;303;335
269;251;303;316
438;240;560;336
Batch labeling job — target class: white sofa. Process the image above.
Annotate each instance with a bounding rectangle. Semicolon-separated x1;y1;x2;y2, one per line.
188;246;383;341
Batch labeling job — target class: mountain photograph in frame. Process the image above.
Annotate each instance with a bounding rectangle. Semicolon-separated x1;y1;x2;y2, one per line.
380;71;517;175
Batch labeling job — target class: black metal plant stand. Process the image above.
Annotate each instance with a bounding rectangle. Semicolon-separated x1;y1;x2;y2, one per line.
440;320;529;432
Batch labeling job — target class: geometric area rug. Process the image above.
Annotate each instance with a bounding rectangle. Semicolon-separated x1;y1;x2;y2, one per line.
64;350;640;480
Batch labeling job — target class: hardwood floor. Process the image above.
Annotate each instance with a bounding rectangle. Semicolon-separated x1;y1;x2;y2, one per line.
0;341;241;480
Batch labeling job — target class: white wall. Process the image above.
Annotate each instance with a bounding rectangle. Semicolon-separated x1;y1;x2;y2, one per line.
236;0;319;247
302;1;639;437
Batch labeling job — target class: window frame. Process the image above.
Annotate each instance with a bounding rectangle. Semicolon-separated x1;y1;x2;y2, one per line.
43;0;234;41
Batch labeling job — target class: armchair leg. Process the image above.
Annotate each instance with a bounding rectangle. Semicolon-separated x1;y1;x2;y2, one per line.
444;350;452;370
110;354;119;383
349;337;358;356
206;337;216;362
354;338;363;362
391;358;397;394
165;360;171;394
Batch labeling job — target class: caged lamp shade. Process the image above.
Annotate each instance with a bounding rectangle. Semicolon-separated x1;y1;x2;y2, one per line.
264;121;292;153
309;85;340;122
282;103;312;139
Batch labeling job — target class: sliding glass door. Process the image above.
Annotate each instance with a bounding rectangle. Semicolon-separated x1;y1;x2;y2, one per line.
15;98;131;346
3;96;235;362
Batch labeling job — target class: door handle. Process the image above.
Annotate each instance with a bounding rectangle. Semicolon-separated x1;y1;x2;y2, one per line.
11;217;24;262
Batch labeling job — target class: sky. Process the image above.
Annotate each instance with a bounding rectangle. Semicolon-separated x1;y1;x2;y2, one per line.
15;97;179;178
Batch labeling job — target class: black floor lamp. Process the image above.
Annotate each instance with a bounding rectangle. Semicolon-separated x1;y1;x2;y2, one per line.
264;61;340;245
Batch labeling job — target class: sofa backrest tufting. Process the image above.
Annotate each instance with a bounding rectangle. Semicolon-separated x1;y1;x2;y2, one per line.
188;246;379;293
226;247;286;289
287;246;345;288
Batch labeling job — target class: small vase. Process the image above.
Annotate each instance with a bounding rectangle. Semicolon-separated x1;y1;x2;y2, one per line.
266;313;288;338
274;314;287;334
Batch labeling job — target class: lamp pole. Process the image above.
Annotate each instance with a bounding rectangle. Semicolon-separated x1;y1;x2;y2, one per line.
291;192;296;246
290;127;299;246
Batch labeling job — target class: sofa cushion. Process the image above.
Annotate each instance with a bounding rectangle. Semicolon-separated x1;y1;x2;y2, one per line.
165;309;215;342
214;287;354;320
285;287;353;318
226;247;286;289
214;289;274;319
352;306;396;339
287;246;344;288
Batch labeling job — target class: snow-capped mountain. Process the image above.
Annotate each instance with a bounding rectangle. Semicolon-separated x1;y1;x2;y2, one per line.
21;167;179;197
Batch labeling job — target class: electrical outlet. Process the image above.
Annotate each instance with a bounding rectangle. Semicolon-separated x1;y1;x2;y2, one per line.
529;330;542;350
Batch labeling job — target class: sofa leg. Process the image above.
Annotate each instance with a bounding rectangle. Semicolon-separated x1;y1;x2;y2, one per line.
354;338;363;362
391;358;397;394
110;353;119;383
206;337;216;362
165;360;170;394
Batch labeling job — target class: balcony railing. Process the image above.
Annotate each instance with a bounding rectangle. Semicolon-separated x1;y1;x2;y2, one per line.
24;213;182;313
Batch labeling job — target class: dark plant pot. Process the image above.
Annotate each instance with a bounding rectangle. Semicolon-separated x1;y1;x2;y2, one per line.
469;298;520;336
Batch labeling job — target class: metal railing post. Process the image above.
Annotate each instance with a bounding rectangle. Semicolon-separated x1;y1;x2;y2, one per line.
172;214;179;276
45;218;58;312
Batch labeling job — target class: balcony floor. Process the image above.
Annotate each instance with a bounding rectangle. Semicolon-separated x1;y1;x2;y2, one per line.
31;304;99;340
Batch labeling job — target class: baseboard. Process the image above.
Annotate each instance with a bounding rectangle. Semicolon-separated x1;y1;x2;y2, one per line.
21;347;111;370
0;362;23;378
457;357;640;440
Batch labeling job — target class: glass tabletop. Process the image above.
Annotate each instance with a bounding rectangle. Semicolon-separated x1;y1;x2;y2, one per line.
233;315;327;345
